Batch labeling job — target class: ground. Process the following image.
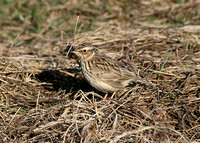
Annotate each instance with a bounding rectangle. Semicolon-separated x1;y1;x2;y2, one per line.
0;0;200;142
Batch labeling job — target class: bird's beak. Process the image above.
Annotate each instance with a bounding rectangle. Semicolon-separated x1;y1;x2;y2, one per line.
71;51;78;55
70;51;81;60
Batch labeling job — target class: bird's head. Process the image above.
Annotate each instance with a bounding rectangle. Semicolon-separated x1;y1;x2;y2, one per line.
71;43;97;62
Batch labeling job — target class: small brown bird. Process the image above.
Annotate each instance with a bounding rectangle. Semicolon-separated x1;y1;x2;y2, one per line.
71;43;150;93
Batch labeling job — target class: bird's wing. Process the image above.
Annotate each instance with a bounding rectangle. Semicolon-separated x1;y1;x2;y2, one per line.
89;57;135;81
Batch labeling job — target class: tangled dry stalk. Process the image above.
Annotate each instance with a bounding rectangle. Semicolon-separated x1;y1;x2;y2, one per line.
0;0;200;142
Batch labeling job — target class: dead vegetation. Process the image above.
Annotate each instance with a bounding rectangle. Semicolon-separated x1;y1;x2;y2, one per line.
0;0;200;142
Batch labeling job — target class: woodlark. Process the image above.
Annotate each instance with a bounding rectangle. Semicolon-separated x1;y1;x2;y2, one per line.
71;43;150;93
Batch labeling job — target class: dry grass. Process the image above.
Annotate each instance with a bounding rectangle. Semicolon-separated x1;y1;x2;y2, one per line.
0;0;200;142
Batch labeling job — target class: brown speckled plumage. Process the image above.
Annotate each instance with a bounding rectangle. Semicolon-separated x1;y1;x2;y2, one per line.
71;43;150;93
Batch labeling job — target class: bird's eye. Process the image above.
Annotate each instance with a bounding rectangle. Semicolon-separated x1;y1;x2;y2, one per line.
82;49;87;53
